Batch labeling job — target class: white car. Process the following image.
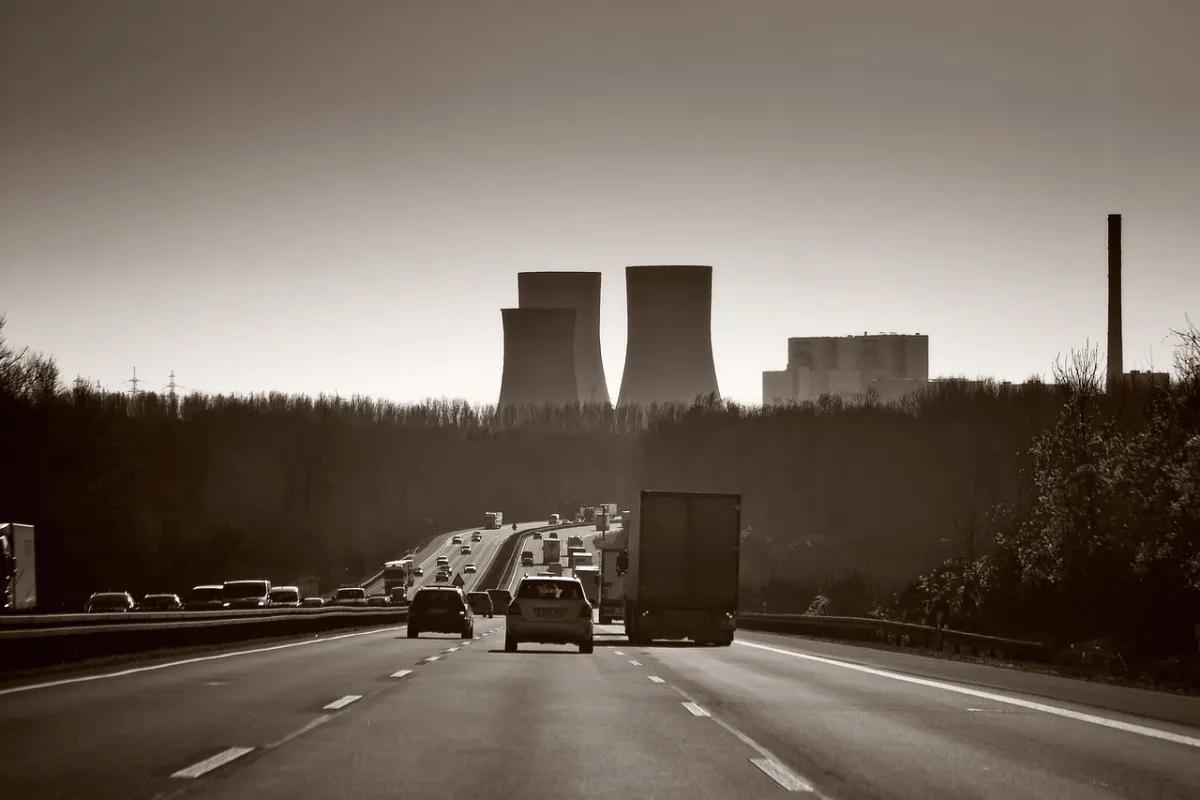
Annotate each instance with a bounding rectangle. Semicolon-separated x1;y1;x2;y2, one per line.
464;563;477;574
505;576;593;654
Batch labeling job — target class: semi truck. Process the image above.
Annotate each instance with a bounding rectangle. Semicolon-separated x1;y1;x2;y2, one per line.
620;490;741;646
484;511;503;530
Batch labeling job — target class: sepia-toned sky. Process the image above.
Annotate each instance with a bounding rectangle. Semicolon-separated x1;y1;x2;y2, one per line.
2;0;1197;405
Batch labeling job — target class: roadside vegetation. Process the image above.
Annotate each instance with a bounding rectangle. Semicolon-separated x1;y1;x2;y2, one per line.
2;314;1197;680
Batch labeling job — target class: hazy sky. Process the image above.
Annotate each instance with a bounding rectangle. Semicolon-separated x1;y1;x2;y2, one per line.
2;0;1197;405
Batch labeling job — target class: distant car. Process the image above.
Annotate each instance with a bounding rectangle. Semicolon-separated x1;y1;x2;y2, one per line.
140;593;183;611
464;563;477;574
413;566;424;576
268;586;301;607
186;585;224;611
222;580;272;609
436;556;450;568
505;576;593;654
435;571;449;583
532;531;542;540
460;545;471;555
333;587;368;606
85;591;136;613
451;535;463;545
302;597;325;607
467;591;493;618
547;532;558;540
366;594;391;607
471;532;482;542
407;586;473;639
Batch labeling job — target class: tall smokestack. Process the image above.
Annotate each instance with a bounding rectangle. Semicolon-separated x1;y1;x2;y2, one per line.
1107;214;1123;390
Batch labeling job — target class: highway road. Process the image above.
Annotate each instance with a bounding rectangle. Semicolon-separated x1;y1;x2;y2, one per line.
2;616;1197;799
362;520;551;597
505;523;610;591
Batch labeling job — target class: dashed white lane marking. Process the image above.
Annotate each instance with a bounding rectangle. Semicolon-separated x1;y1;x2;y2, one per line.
614;650;625;656
474;635;483;640
265;714;332;750
323;694;362;711
751;758;814;793
425;655;440;663
390;669;413;679
648;676;666;684
629;659;642;666
0;625;408;697
171;747;255;779
682;701;710;717
446;647;459;652
674;686;820;796
737;640;1200;750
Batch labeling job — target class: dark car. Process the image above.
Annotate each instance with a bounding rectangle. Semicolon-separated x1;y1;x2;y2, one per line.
85;591;136;613
407;586;474;639
467;591;493;618
140;593;184;611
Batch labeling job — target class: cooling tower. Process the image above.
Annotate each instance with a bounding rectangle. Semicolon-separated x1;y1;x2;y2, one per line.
617;265;720;406
517;271;610;404
497;308;580;408
1107;213;1123;390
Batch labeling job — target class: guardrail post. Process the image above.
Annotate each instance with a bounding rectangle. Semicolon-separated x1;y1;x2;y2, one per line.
933;612;944;652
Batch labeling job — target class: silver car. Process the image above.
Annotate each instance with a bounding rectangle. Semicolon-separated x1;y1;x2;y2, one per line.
504;576;593;654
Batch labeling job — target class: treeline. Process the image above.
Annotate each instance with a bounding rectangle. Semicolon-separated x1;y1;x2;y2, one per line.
2;316;1197;658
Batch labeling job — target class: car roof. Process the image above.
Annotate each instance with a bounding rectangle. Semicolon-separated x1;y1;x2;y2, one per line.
518;575;580;583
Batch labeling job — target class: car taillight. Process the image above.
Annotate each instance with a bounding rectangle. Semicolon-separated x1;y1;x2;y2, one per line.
508;603;521;615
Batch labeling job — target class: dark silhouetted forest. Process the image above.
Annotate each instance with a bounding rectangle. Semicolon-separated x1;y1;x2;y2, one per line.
2;315;1197;660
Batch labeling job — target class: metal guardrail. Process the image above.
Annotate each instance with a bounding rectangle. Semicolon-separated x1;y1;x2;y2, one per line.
736;612;1052;662
0;605;403;634
0;607;410;674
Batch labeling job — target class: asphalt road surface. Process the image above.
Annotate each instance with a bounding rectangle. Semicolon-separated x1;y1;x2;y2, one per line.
1;616;1198;799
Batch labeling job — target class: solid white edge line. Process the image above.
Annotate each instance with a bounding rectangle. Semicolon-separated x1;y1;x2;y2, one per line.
390;669;413;679
0;625;407;697
736;640;1200;749
648;675;666;683
170;747;255;779
682;701;710;717
322;694;362;710
751;758;814;793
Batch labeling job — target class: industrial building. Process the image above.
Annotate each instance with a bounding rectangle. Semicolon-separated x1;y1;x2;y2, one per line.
762;333;930;405
617;265;721;406
517;271;610;404
497;308;580;408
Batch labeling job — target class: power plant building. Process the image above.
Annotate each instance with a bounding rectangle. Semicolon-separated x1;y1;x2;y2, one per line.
762;333;930;405
617;265;721;406
517;271;610;404
497;308;580;408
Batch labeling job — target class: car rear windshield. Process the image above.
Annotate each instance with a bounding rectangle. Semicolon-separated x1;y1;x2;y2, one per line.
516;580;583;600
191;587;222;601
335;588;365;600
270;590;299;603
92;594;128;604
414;590;462;608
